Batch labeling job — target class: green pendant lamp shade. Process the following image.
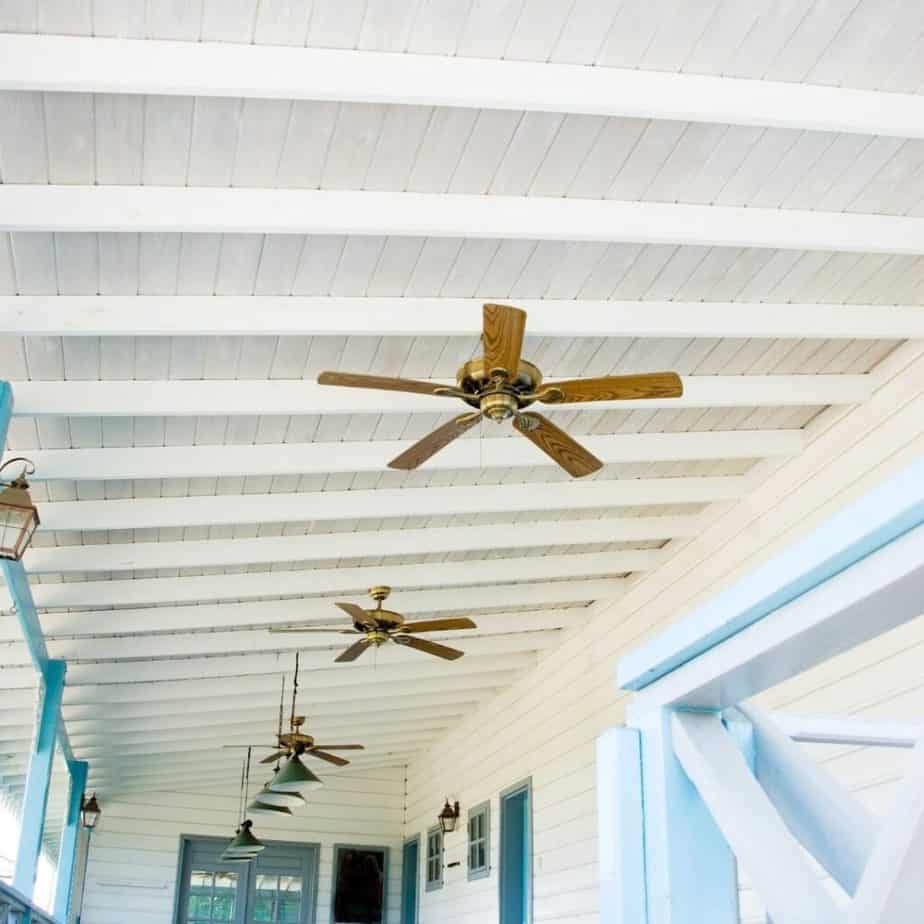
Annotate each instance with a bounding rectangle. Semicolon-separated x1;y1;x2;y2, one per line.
248;798;294;818
269;754;323;793
222;820;265;858
254;786;306;808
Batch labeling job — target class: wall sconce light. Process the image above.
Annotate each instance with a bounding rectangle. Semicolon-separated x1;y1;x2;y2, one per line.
0;458;39;561
438;799;461;835
81;794;101;830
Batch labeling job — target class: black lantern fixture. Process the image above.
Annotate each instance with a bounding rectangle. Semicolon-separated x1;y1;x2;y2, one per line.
81;793;101;830
0;458;39;561
438;799;461;835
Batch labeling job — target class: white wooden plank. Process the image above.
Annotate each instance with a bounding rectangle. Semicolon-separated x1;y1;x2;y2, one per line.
6;34;924;137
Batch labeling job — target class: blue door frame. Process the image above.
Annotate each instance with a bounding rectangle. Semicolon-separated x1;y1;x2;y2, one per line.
499;779;532;924
400;836;419;924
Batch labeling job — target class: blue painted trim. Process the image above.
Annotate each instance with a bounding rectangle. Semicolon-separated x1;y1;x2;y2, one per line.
596;728;647;924
0;381;11;448
498;778;532;924
2;560;50;672
619;457;924;690
54;760;87;922
14;660;65;898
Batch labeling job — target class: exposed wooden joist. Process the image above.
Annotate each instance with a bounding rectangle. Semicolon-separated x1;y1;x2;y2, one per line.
35;479;748;533
62;664;521;706
4;187;924;254
4;297;922;340
27;518;693;574
48;610;577;661
11;376;871;418
2;34;923;138
23;430;803;482
36;581;614;638
63;650;540;687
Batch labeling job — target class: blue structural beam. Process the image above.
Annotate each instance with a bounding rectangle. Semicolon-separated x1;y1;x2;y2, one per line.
54;760;88;922
619;456;924;690
14;659;66;897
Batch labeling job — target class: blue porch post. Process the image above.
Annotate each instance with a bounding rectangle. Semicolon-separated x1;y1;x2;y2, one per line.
14;658;66;897
54;760;88;922
633;708;738;924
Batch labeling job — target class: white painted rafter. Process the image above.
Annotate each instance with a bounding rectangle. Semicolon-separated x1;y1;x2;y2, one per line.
2;34;924;138
11;376;872;418
23;430;803;481
22;557;632;609
4;187;924;254
3;297;922;340
26;517;693;574
34;479;748;533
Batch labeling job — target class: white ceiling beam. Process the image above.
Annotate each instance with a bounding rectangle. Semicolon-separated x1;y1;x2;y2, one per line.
4;186;924;254
27;554;642;609
2;33;923;138
62;663;520;707
63;649;540;687
27;517;694;574
48;611;577;661
37;582;613;637
23;430;803;482
35;479;748;534
4;297;922;340
11;376;871;418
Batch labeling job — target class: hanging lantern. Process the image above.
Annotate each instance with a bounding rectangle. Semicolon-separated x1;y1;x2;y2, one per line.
438;799;461;835
80;793;102;830
269;753;323;793
252;785;305;808
0;458;39;561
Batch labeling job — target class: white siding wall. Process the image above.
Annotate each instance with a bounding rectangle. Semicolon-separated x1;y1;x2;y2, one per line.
404;341;924;924
81;767;406;924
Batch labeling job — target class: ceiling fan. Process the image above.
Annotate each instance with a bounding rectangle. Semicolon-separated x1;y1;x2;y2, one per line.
228;656;365;768
317;303;683;477
269;585;476;663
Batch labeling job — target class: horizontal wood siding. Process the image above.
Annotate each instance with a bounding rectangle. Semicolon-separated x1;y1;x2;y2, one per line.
81;768;405;924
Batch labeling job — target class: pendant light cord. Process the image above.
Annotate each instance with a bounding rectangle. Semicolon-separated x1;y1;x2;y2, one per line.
243;747;253;819
237;753;247;827
290;652;300;730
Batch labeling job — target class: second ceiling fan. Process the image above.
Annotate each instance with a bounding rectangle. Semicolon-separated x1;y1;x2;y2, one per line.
318;303;683;477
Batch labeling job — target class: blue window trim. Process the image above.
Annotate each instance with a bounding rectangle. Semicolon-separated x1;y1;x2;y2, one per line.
424;827;443;892
466;802;490;881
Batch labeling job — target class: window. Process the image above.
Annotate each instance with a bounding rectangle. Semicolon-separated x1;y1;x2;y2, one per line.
425;827;443;892
467;802;490;880
176;837;317;924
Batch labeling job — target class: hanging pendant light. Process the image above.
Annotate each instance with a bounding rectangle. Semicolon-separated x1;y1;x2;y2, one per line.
248;799;294;818
269;750;323;793
222;749;265;863
253;785;306;808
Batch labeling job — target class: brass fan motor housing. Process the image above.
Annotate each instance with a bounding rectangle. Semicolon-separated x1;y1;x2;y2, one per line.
456;358;543;421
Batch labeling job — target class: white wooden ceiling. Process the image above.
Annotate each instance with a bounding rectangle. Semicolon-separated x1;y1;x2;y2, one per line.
0;0;923;807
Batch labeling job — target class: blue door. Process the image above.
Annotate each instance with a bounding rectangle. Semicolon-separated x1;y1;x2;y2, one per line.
401;837;419;924
499;782;531;924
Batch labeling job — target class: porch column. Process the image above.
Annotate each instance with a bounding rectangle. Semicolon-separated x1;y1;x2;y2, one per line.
13;658;66;898
54;760;88;921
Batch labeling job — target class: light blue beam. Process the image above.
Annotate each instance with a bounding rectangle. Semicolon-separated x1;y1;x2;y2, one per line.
54;760;88;922
14;659;66;898
619;456;924;690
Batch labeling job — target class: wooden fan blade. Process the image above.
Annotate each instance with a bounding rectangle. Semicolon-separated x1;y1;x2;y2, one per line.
482;304;527;379
388;412;482;471
310;745;365;751
334;638;372;663
400;618;477;633
395;635;464;661
336;601;377;627
307;749;351;767
513;412;602;478
317;371;448;396
260;749;290;764
538;372;683;404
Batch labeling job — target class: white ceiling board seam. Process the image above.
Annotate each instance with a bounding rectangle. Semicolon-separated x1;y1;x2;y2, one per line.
4;34;924;138
7;187;924;254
